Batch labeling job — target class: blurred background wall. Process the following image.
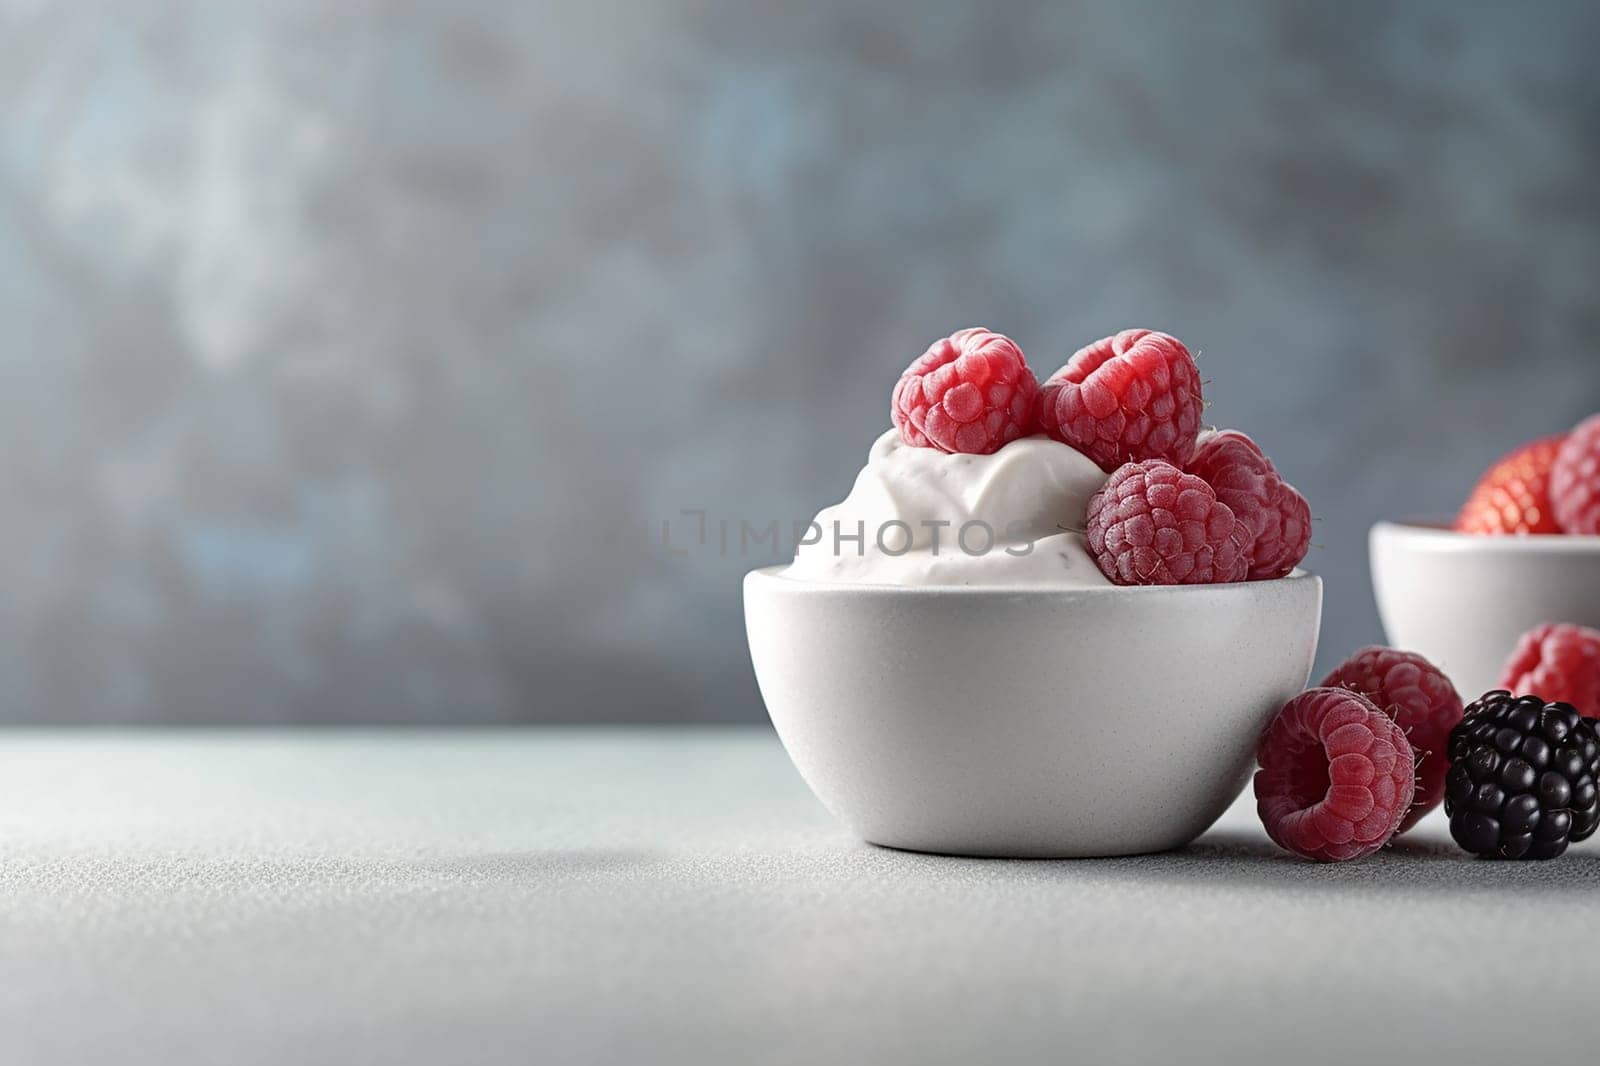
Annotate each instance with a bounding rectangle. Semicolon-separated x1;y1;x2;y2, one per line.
0;0;1596;724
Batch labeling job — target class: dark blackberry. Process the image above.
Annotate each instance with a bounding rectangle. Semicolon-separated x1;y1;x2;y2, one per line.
1444;691;1600;859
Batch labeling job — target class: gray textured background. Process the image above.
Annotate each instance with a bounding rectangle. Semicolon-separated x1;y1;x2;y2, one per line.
1;0;1597;724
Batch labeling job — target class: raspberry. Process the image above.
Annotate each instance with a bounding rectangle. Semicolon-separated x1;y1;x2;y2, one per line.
1036;329;1203;472
1085;460;1251;585
891;328;1038;454
1454;434;1565;535
1444;692;1600;859
1321;646;1463;833
1254;687;1416;862
1498;622;1600;717
1551;413;1600;534
1187;430;1312;580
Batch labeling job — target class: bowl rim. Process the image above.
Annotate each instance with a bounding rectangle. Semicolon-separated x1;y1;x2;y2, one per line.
1372;520;1600;554
745;563;1321;598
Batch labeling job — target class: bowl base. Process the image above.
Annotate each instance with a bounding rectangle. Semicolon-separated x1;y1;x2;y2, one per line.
861;835;1194;861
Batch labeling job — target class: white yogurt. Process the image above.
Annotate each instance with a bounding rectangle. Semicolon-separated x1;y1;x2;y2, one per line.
785;429;1112;587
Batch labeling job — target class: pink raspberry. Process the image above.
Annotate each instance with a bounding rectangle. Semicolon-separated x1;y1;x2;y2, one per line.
1254;687;1416;862
1321;646;1463;834
1187;430;1312;580
1498;622;1600;716
1551;414;1600;534
891;328;1038;454
1036;329;1203;472
1085;459;1251;585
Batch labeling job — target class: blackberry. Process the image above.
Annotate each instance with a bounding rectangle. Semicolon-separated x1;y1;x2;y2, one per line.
1444;691;1600;859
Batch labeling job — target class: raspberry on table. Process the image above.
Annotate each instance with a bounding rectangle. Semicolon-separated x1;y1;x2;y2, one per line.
1085;460;1251;585
1498;622;1600;717
1454;434;1566;535
1444;691;1600;859
1321;646;1463;834
1187;430;1312;580
1036;329;1203;472
1551;413;1600;534
1254;687;1416;862
890;328;1039;455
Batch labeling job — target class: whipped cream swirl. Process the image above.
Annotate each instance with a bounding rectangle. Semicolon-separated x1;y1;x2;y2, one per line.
784;429;1111;587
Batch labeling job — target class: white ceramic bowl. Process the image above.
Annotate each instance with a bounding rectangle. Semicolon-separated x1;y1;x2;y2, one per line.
1370;521;1600;701
744;566;1322;857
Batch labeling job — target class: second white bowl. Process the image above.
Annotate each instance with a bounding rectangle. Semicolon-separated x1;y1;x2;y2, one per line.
1370;521;1600;701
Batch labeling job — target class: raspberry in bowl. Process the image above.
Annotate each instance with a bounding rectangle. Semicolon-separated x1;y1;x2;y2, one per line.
746;327;1322;857
1370;413;1600;703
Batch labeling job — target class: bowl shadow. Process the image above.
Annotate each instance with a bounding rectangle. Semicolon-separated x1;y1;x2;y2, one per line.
863;827;1600;898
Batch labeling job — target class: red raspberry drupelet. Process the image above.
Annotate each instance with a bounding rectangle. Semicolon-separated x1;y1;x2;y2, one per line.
891;328;1038;454
1085;459;1251;585
1498;622;1600;717
1254;687;1416;862
1321;646;1463;834
1550;414;1600;534
1036;329;1203;472
1454;434;1566;535
1187;430;1312;580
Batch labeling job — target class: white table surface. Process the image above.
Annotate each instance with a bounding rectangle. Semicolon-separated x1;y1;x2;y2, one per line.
2;728;1596;1066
